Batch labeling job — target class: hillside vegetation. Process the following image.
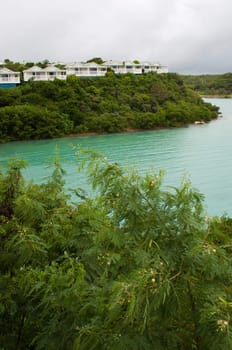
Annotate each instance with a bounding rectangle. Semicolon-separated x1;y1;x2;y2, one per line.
0;72;219;143
181;73;232;96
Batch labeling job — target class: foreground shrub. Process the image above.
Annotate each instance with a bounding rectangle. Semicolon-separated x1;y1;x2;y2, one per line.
1;151;232;349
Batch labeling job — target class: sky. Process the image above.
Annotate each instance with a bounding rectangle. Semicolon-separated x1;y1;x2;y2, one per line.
1;0;232;74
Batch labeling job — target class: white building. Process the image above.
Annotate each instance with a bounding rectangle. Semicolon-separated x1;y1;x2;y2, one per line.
20;60;168;83
23;65;66;82
103;60;168;74
65;60;168;77
0;68;20;87
66;62;107;77
0;60;168;87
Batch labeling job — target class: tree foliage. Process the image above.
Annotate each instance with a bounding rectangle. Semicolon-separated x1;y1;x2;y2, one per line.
0;72;219;142
181;73;232;96
0;104;73;142
86;57;105;65
1;152;232;349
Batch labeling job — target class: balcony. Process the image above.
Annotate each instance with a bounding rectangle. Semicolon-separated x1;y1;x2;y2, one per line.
0;76;20;83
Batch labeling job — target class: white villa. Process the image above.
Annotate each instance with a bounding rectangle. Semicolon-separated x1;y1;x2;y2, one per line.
23;65;66;82
66;60;168;77
66;62;107;77
0;60;168;88
0;68;20;87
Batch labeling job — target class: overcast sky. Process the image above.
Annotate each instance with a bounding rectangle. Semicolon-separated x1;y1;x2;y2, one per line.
1;0;231;74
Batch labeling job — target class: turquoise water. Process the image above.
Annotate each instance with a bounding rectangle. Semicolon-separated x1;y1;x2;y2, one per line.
0;98;231;216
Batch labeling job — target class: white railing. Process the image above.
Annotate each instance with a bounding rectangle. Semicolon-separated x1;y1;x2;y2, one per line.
0;76;20;83
22;64;168;82
24;73;66;81
65;64;168;77
66;69;106;77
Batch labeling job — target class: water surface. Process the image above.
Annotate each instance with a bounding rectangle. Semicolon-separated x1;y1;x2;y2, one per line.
0;98;231;216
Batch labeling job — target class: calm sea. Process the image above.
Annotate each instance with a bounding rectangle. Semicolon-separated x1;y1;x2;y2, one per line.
0;98;231;216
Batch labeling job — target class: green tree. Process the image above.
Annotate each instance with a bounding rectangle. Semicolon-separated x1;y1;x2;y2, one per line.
0;105;73;142
86;57;105;65
0;71;219;142
1;152;232;349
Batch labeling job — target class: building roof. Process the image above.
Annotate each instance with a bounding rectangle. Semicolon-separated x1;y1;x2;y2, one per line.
23;65;43;72
103;60;124;66
24;65;66;73
0;67;20;74
64;60;167;69
84;62;99;67
66;62;100;68
42;65;64;72
123;61;134;65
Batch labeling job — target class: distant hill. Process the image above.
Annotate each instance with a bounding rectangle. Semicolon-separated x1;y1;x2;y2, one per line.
181;73;232;97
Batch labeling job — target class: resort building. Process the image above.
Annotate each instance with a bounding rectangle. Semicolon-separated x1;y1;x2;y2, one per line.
0;68;20;88
65;60;168;77
103;60;168;74
66;62;107;77
23;65;66;82
0;60;168;88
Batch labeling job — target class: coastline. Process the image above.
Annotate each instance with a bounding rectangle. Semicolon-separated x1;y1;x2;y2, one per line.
65;122;213;139
66;128;153;138
65;127;173;138
201;94;232;99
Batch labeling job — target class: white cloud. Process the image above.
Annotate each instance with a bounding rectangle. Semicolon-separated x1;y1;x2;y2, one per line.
0;0;231;73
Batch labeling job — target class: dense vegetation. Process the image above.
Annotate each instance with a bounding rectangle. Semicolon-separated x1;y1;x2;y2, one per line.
181;73;232;96
0;72;219;142
1;58;53;72
1;152;232;349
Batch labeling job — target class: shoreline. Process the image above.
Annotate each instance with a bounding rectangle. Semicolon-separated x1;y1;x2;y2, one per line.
66;128;155;138
66;98;223;139
65;127;175;138
201;94;232;99
65;121;214;139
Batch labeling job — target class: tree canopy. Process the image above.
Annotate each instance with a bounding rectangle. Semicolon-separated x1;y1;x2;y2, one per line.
86;57;105;65
1;151;232;349
0;72;219;143
181;73;232;96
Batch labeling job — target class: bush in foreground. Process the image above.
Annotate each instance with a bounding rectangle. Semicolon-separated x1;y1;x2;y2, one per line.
1;152;232;349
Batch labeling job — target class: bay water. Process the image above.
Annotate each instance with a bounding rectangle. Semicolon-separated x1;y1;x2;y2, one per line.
0;98;231;217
